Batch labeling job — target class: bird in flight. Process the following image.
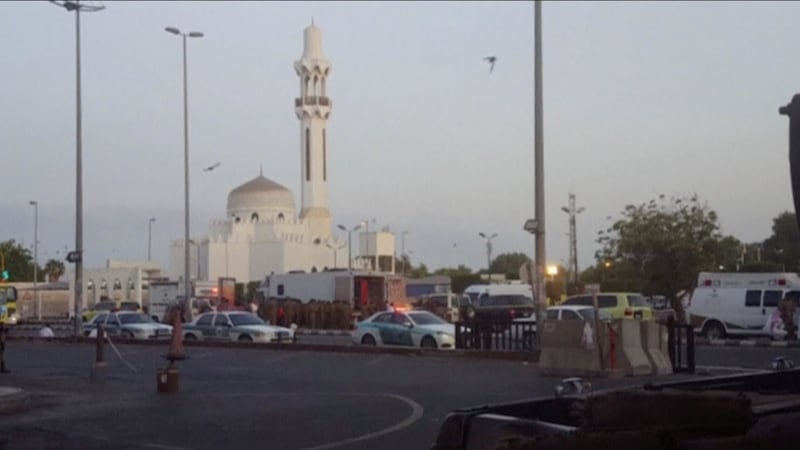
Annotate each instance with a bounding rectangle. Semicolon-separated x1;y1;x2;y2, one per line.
484;56;497;73
203;162;222;172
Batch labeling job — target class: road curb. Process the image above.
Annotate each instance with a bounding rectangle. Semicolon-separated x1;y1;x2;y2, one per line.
6;335;538;362
695;338;800;348
0;387;30;415
11;325;353;338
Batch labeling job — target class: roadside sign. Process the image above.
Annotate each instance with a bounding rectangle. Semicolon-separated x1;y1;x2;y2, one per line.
585;283;601;294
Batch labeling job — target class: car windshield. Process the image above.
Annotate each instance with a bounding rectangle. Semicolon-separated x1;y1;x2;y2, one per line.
229;314;265;326
118;313;154;324
408;312;448;325
578;309;613;322
119;302;139;310
627;295;650;307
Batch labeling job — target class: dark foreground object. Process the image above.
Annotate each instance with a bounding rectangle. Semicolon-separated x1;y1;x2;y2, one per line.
432;368;800;450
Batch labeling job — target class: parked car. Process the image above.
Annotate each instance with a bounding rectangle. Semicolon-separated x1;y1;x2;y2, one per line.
353;309;456;350
183;311;296;343
460;293;535;322
82;300;141;322
83;311;172;340
414;293;462;322
561;292;653;320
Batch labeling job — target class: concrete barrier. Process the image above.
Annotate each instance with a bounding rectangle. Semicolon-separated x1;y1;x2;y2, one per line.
641;321;673;375
613;319;652;376
538;319;609;377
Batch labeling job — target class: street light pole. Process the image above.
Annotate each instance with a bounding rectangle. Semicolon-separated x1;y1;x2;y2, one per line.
400;231;408;276
165;26;203;320
29;201;39;320
148;217;156;261
533;0;546;350
479;232;498;284
338;224;363;271
49;0;105;337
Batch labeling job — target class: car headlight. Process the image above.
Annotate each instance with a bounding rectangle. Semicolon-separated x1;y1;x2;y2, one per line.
436;331;454;339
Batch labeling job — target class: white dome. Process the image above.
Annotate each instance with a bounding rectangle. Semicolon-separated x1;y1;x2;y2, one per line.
226;175;296;222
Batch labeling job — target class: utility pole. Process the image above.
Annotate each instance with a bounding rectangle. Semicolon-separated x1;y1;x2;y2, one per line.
533;0;546;350
29;201;39;320
561;192;585;290
479;232;498;284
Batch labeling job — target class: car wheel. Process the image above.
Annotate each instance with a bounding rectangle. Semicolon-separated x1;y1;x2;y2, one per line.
361;334;376;346
184;333;197;341
703;321;726;340
238;334;253;342
421;336;437;349
121;331;134;339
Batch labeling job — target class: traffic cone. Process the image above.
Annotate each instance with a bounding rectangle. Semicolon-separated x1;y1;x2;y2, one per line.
163;307;186;362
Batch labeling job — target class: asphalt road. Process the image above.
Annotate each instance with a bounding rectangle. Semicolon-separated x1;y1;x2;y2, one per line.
0;341;708;450
695;346;800;371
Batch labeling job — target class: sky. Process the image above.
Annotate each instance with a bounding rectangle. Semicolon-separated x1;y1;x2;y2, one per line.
1;1;799;276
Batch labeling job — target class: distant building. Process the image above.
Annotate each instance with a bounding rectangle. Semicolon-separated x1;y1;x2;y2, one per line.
170;23;395;284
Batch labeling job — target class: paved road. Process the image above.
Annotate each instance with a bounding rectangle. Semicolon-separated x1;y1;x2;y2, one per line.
0;341;708;450
696;346;800;371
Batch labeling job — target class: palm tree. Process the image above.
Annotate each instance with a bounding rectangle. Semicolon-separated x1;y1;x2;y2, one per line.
44;259;66;282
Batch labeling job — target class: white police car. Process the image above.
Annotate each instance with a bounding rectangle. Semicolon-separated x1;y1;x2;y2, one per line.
352;309;456;350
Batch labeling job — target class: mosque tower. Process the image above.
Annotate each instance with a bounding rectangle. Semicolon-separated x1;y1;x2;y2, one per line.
294;22;332;238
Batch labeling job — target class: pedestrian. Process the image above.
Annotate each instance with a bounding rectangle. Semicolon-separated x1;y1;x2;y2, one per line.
39;323;55;339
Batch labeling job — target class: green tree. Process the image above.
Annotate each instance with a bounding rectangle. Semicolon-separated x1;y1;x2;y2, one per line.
715;235;742;271
433;265;473;277
597;194;722;321
43;259;66;282
489;252;532;280
0;240;38;282
762;211;800;272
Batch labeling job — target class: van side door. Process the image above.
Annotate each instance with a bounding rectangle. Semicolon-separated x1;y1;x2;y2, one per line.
743;290;763;331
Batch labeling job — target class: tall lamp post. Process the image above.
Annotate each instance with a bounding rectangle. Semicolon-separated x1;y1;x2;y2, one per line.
165;26;203;319
147;217;156;261
49;0;105;337
337;224;363;271
326;240;346;268
29;201;39;320
400;230;409;276
478;232;498;283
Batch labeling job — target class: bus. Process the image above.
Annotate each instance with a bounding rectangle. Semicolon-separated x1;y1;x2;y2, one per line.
0;284;18;325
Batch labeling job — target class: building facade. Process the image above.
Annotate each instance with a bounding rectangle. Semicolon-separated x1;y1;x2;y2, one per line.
170;24;395;284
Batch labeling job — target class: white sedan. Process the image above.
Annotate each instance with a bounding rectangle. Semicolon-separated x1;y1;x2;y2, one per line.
83;311;173;340
183;311;296;343
352;310;456;350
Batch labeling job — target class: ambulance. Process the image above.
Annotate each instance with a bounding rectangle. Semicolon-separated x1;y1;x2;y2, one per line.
688;272;800;339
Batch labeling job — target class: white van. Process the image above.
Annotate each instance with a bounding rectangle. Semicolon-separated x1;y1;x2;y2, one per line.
463;283;533;305
689;272;800;339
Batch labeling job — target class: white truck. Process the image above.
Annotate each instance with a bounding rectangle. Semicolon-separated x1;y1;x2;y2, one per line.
148;281;179;322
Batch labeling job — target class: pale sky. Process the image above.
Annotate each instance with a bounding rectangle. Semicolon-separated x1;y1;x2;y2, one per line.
1;1;798;275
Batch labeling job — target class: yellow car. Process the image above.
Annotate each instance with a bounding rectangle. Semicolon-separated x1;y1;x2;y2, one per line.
82;301;141;322
561;292;654;320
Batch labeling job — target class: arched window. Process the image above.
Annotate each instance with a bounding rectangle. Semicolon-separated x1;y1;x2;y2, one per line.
277;213;285;222
305;76;311;98
128;278;135;290
87;279;94;291
322;128;327;181
234;217;241;223
311;266;318;273
101;279;108;291
313;75;319;96
251;212;259;223
113;278;122;290
305;128;311;181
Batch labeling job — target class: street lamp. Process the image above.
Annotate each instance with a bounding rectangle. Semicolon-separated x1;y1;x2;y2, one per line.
29;201;39;320
165;26;203;320
337;223;363;271
400;231;409;276
147;217;156;261
478;232;498;283
49;0;105;337
326;240;346;268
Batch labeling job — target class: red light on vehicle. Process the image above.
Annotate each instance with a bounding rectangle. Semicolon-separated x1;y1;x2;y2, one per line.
624;308;633;317
703;280;712;286
509;309;516;318
778;279;787;286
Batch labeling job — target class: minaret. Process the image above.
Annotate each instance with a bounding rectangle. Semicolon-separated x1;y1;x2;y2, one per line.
294;23;332;237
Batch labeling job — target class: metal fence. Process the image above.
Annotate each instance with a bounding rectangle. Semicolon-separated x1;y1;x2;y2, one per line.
454;319;536;351
666;320;695;374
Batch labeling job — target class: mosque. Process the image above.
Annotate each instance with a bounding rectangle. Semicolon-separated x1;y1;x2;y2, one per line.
169;24;396;284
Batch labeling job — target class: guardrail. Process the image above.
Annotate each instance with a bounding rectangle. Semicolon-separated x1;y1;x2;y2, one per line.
454;319;536;351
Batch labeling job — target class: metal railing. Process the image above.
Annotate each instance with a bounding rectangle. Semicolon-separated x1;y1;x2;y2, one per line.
454;319;536;351
666;318;695;373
